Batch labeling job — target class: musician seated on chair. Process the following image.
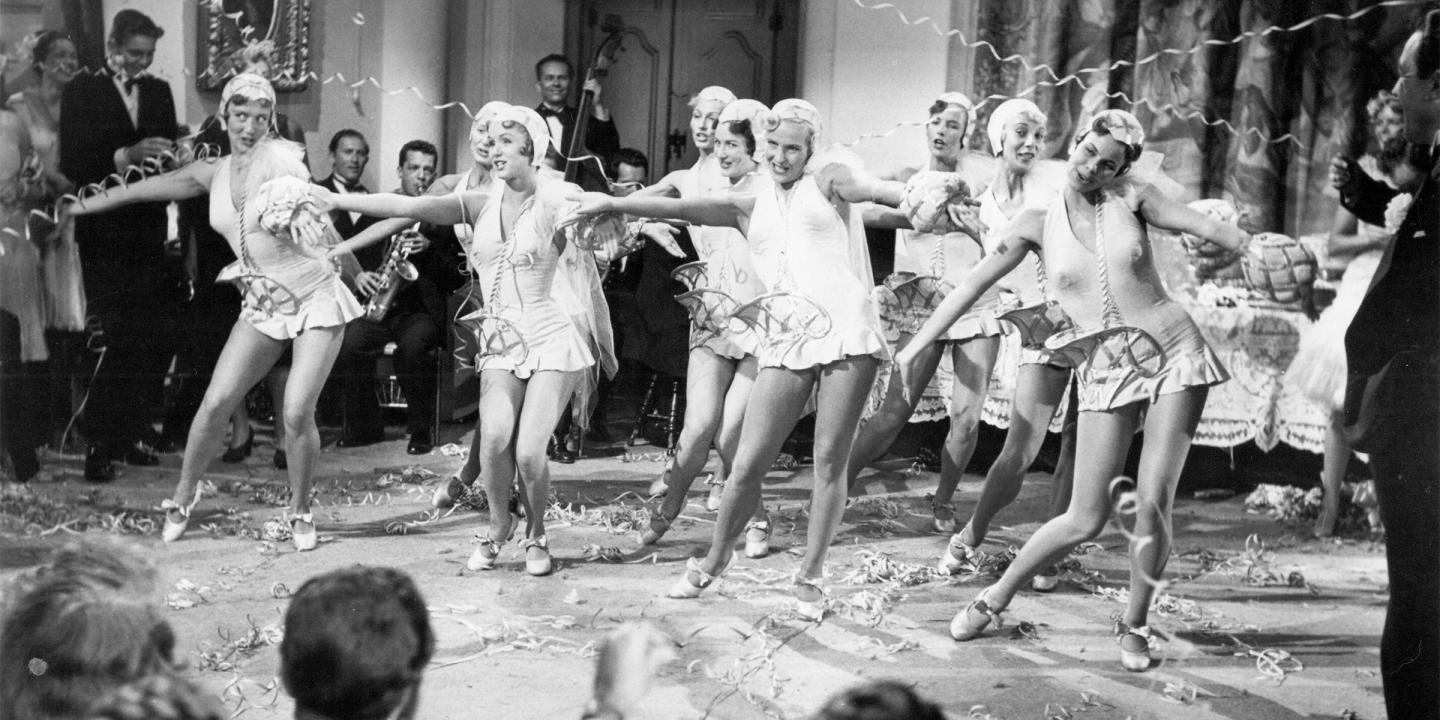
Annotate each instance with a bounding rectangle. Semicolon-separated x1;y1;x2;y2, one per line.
534;53;620;182
330;140;459;455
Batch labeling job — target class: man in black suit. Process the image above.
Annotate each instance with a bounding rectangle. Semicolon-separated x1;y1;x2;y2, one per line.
534;53;620;188
332;140;459;454
59;9;178;482
315;128;381;250
1333;11;1440;718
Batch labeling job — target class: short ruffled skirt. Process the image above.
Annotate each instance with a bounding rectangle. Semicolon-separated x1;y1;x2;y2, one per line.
473;302;594;378
221;261;364;340
753;290;887;370
1284;253;1380;411
691;324;758;360
1072;311;1229;412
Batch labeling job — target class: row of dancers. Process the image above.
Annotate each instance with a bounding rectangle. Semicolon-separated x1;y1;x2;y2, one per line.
61;71;1253;673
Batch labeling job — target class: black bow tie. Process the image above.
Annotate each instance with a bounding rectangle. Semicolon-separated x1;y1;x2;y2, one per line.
336;179;365;193
538;105;567;118
123;77;139;93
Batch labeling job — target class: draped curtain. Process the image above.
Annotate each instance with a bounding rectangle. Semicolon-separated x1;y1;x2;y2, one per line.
968;0;1432;237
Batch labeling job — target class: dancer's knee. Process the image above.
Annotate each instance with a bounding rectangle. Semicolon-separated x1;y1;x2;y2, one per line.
281;406;316;440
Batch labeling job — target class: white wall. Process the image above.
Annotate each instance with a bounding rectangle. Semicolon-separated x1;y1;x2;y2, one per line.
799;0;955;171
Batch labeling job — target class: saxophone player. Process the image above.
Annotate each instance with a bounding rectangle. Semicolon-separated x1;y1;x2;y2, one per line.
331;140;457;454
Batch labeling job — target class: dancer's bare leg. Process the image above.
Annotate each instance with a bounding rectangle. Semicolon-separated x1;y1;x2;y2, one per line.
965;363;1068;544
512;370;582;540
1315;412;1349;537
698;367;815;576
797;355;881;581
931;336;1001;511
477;370;522;543
1123;387;1207;630
280;326;345;516
267;365;289;450
982;404;1141;610
171;322;286;507
845;336;944;490
653;348;737;502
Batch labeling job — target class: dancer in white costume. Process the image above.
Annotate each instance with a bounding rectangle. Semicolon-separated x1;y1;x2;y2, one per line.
900;110;1247;671
931;99;1077;593
845;92;1003;534
639;96;773;556
62;75;360;552
568;99;984;619
324;101;512;511
316;106;616;577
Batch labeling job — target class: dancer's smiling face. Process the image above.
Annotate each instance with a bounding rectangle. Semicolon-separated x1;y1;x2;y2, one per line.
691;100;725;153
1067;132;1129;193
926;103;967;162
1001;114;1046;174
765;120;811;186
489;121;535;181
714;122;756;180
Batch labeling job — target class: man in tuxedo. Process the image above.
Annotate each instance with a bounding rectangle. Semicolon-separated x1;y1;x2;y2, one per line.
1334;11;1440;718
315;128;381;251
534;53;620;188
59;9;178;482
332;140;458;454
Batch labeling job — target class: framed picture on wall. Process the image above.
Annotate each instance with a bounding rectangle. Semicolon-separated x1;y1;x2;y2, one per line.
197;0;311;91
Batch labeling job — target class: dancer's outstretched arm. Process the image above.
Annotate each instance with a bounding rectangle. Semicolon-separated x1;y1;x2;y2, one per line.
64;160;215;216
565;191;745;231
314;187;487;227
1136;184;1250;251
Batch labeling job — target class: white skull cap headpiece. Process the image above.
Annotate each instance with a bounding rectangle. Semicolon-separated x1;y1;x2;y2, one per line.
471;101;512;136
935;91;974;113
986;98;1046;157
491;105;553;168
764;98;823;145
692;85;738;108
221;72;276;121
1087;108;1146;152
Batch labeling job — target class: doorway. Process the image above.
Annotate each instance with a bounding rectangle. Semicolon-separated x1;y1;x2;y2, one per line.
566;0;799;177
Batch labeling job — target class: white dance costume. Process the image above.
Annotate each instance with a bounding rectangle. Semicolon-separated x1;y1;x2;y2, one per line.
210;156;362;339
467;182;595;377
745;172;886;369
1043;184;1228;411
1286;250;1382;410
681;155;764;358
891;172;1004;341
979;181;1062;367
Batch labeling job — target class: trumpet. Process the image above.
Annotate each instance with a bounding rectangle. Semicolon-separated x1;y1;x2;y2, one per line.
363;229;421;321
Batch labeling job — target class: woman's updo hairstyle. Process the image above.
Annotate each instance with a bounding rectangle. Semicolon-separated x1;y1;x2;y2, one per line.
759;98;824;152
31;30;74;75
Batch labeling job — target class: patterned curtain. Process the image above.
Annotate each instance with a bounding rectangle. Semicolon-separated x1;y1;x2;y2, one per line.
969;0;1433;237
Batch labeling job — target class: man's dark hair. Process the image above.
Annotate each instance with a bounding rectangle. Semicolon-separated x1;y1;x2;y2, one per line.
398;140;438;167
607;147;650;179
1417;9;1440;79
280;566;434;720
814;681;947;720
535;53;574;80
109;9;164;46
328;128;368;154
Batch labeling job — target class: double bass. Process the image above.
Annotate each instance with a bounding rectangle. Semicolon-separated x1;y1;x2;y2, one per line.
564;14;625;191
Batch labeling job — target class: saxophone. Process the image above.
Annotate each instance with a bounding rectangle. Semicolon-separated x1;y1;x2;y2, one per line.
363;229;421;321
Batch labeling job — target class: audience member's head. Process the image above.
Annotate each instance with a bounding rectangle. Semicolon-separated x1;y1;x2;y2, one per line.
1367;90;1405;146
31;30;78;85
107;10;163;77
535;53;574;108
607;147;649;196
84;671;226;720
0;540;177;720
328;129;370;186
1395;9;1440;145
812;681;948;720
396;140;438;197
280;566;434;720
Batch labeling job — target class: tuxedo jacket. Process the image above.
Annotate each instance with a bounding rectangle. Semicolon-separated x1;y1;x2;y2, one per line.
59;68;177;275
1340;152;1440;441
313;174;384;269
